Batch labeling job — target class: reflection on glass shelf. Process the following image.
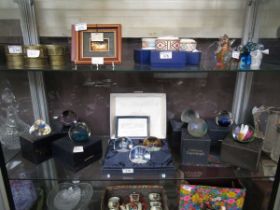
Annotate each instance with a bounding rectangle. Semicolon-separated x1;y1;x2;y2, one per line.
5;145;276;181
1;61;280;73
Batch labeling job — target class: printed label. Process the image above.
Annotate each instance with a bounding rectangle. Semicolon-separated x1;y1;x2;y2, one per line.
160;51;172;59
73;146;84;153
232;51;240;59
91;33;104;41
122;168;134;174
8;46;22;54
91;57;104;65
27;49;40;58
75;23;87;31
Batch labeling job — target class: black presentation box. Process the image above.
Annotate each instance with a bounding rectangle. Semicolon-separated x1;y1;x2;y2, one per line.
52;136;102;171
20;132;66;164
206;119;233;155
221;136;263;171
181;128;211;165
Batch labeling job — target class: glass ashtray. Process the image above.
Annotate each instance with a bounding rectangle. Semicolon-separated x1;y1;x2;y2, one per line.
113;137;133;152
129;146;151;164
68;122;91;143
232;124;255;143
29;119;51;136
47;182;93;210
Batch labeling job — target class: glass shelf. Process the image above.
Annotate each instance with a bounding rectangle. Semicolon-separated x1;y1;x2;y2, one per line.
1;62;280;73
4;137;276;182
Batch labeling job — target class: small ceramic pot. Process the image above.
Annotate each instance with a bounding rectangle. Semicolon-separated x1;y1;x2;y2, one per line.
155;36;180;51
24;57;47;69
142;38;156;50
24;45;48;57
180;39;197;51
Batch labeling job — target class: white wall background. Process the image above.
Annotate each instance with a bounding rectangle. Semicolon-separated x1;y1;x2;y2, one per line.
0;0;279;38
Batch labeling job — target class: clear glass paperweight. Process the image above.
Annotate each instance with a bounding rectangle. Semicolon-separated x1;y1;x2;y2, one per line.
68;122;91;143
113;137;133;152
215;110;233;127
47;182;93;210
29;119;52;137
181;108;200;123
232;124;255;143
187;118;208;138
60;110;78;126
129;146;151;164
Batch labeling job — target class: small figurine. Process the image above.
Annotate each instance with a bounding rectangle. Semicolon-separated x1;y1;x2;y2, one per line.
215;34;234;69
29;119;51;136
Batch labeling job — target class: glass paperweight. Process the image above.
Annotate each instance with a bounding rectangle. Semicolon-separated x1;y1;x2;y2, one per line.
232;124;255;143
29;119;51;136
187;118;208;138
181;108;200;123
215;111;233;127
143;136;163;152
68;122;91;142
60;110;78;126
113;137;133;152
129;146;151;164
47;182;93;210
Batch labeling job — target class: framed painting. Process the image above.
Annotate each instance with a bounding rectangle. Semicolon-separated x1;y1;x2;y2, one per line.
71;24;122;64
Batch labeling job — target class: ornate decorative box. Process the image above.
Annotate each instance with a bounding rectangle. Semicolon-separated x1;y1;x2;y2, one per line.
150;50;186;68
181;128;211;165
103;93;175;175
142;38;156;50
52;136;102;171
155;36;180;51
20;132;66;164
221;136;263;171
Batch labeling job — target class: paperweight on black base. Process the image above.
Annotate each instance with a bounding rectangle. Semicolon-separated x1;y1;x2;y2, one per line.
20;132;66;164
52;136;102;171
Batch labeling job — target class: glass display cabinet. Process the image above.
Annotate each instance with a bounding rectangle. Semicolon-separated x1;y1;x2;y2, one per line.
0;0;280;209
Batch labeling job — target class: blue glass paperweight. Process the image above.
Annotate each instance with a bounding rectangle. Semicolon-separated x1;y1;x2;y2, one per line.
68;122;91;143
129;146;151;164
113;137;133;152
215;111;233;127
187;118;208;138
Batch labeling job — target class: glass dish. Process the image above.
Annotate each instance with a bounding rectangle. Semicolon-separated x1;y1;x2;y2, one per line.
47;182;93;210
113;137;133;152
232;124;255;143
129;146;151;164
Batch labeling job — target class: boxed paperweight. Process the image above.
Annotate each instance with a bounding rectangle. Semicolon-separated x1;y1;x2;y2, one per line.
221;135;263;171
181;128;211;165
103;93;175;175
20;132;66;164
52;136;102;171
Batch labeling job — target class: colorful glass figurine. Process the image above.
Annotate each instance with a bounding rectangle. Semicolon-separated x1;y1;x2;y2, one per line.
215;34;233;69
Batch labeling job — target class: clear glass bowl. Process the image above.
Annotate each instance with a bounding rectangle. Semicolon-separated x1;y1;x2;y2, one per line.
129;146;151;164
68;122;91;143
47;182;93;210
113;137;133;152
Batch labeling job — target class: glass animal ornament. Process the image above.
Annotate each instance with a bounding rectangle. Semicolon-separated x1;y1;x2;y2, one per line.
232;124;255;143
215;34;234;69
114;137;133;152
29;119;52;136
187;118;208;138
68;122;91;143
181;108;200;123
129;146;151;164
0;87;29;150
47;182;93;210
215;111;233;127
